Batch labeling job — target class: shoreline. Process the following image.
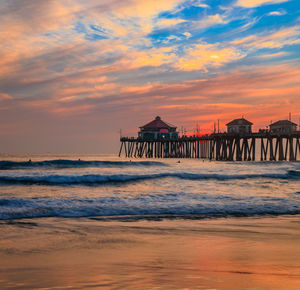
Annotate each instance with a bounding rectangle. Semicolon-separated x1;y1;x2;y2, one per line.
1;212;300;222
1;215;300;288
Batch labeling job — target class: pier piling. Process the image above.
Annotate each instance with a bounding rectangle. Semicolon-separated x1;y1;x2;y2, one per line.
119;133;300;161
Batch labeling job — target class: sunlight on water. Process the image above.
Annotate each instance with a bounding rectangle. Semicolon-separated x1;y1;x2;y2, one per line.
0;217;300;289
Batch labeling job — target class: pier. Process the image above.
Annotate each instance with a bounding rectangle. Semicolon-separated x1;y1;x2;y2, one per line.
119;132;300;161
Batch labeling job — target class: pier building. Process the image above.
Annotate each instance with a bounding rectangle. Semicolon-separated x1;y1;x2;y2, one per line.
269;120;297;134
138;116;178;140
226;118;253;134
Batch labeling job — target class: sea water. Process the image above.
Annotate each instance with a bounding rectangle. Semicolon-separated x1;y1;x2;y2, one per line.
0;154;299;220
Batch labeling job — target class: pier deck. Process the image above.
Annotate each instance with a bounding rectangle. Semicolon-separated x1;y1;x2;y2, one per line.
119;132;300;161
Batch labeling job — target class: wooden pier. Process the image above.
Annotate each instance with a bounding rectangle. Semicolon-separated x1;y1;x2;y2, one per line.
119;132;300;161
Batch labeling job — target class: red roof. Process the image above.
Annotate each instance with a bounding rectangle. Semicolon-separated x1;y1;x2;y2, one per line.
140;116;176;129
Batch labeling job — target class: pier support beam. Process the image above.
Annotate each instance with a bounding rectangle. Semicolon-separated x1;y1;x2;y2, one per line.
119;134;300;161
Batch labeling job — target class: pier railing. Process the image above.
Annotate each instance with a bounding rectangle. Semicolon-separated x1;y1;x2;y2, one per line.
119;132;300;161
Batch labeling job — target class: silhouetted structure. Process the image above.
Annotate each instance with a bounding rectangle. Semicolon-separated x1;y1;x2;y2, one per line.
269;120;297;134
119;133;300;161
226;118;252;134
119;117;300;161
138;116;178;140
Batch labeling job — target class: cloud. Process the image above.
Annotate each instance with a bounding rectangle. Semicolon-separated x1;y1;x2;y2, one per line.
101;0;183;35
110;0;182;18
231;25;300;49
155;18;186;28
268;10;286;16
50;104;95;116
256;52;289;58
236;0;290;8
183;32;192;38
0;93;13;101
195;14;226;29
196;3;210;8
134;63;300;130
127;47;177;68
1;58;299;151
121;82;161;94
0;0;76;42
0;0;184;75
175;43;245;71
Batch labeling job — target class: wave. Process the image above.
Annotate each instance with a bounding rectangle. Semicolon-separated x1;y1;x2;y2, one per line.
0;170;299;186
0;195;300;220
0;159;167;170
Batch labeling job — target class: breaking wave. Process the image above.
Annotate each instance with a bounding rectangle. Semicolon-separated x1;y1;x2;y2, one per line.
0;194;300;220
0;159;167;170
0;170;299;186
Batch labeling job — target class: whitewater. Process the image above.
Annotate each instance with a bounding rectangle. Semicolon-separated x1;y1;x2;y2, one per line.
0;154;299;220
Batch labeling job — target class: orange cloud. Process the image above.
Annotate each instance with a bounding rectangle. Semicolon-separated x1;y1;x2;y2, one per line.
114;63;300;131
231;26;300;49
128;48;177;68
50;104;94;116
121;82;161;94
0;93;13;100
175;43;245;71
155;18;186;28
256;52;289;58
236;0;289;8
115;0;182;18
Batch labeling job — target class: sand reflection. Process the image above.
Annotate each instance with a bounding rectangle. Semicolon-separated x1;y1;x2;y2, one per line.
0;216;300;289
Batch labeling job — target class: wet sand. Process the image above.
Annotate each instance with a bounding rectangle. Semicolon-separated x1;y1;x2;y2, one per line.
1;216;300;289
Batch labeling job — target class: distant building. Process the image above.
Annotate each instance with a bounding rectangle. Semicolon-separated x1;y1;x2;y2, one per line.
226;118;253;134
269;120;297;134
138;116;178;139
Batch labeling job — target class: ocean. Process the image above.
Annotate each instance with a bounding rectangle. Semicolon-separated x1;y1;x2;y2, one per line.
0;154;299;220
1;154;300;288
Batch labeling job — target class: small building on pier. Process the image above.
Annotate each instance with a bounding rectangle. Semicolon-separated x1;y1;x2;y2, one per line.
269;120;297;134
226;118;253;134
138;116;178;140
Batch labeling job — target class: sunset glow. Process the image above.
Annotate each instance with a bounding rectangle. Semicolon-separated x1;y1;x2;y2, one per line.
0;0;299;153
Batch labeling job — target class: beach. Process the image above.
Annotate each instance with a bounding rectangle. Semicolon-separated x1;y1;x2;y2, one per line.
1;216;300;289
0;154;299;288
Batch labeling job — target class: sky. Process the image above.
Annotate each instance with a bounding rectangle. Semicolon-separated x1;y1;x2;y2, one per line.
0;0;299;153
